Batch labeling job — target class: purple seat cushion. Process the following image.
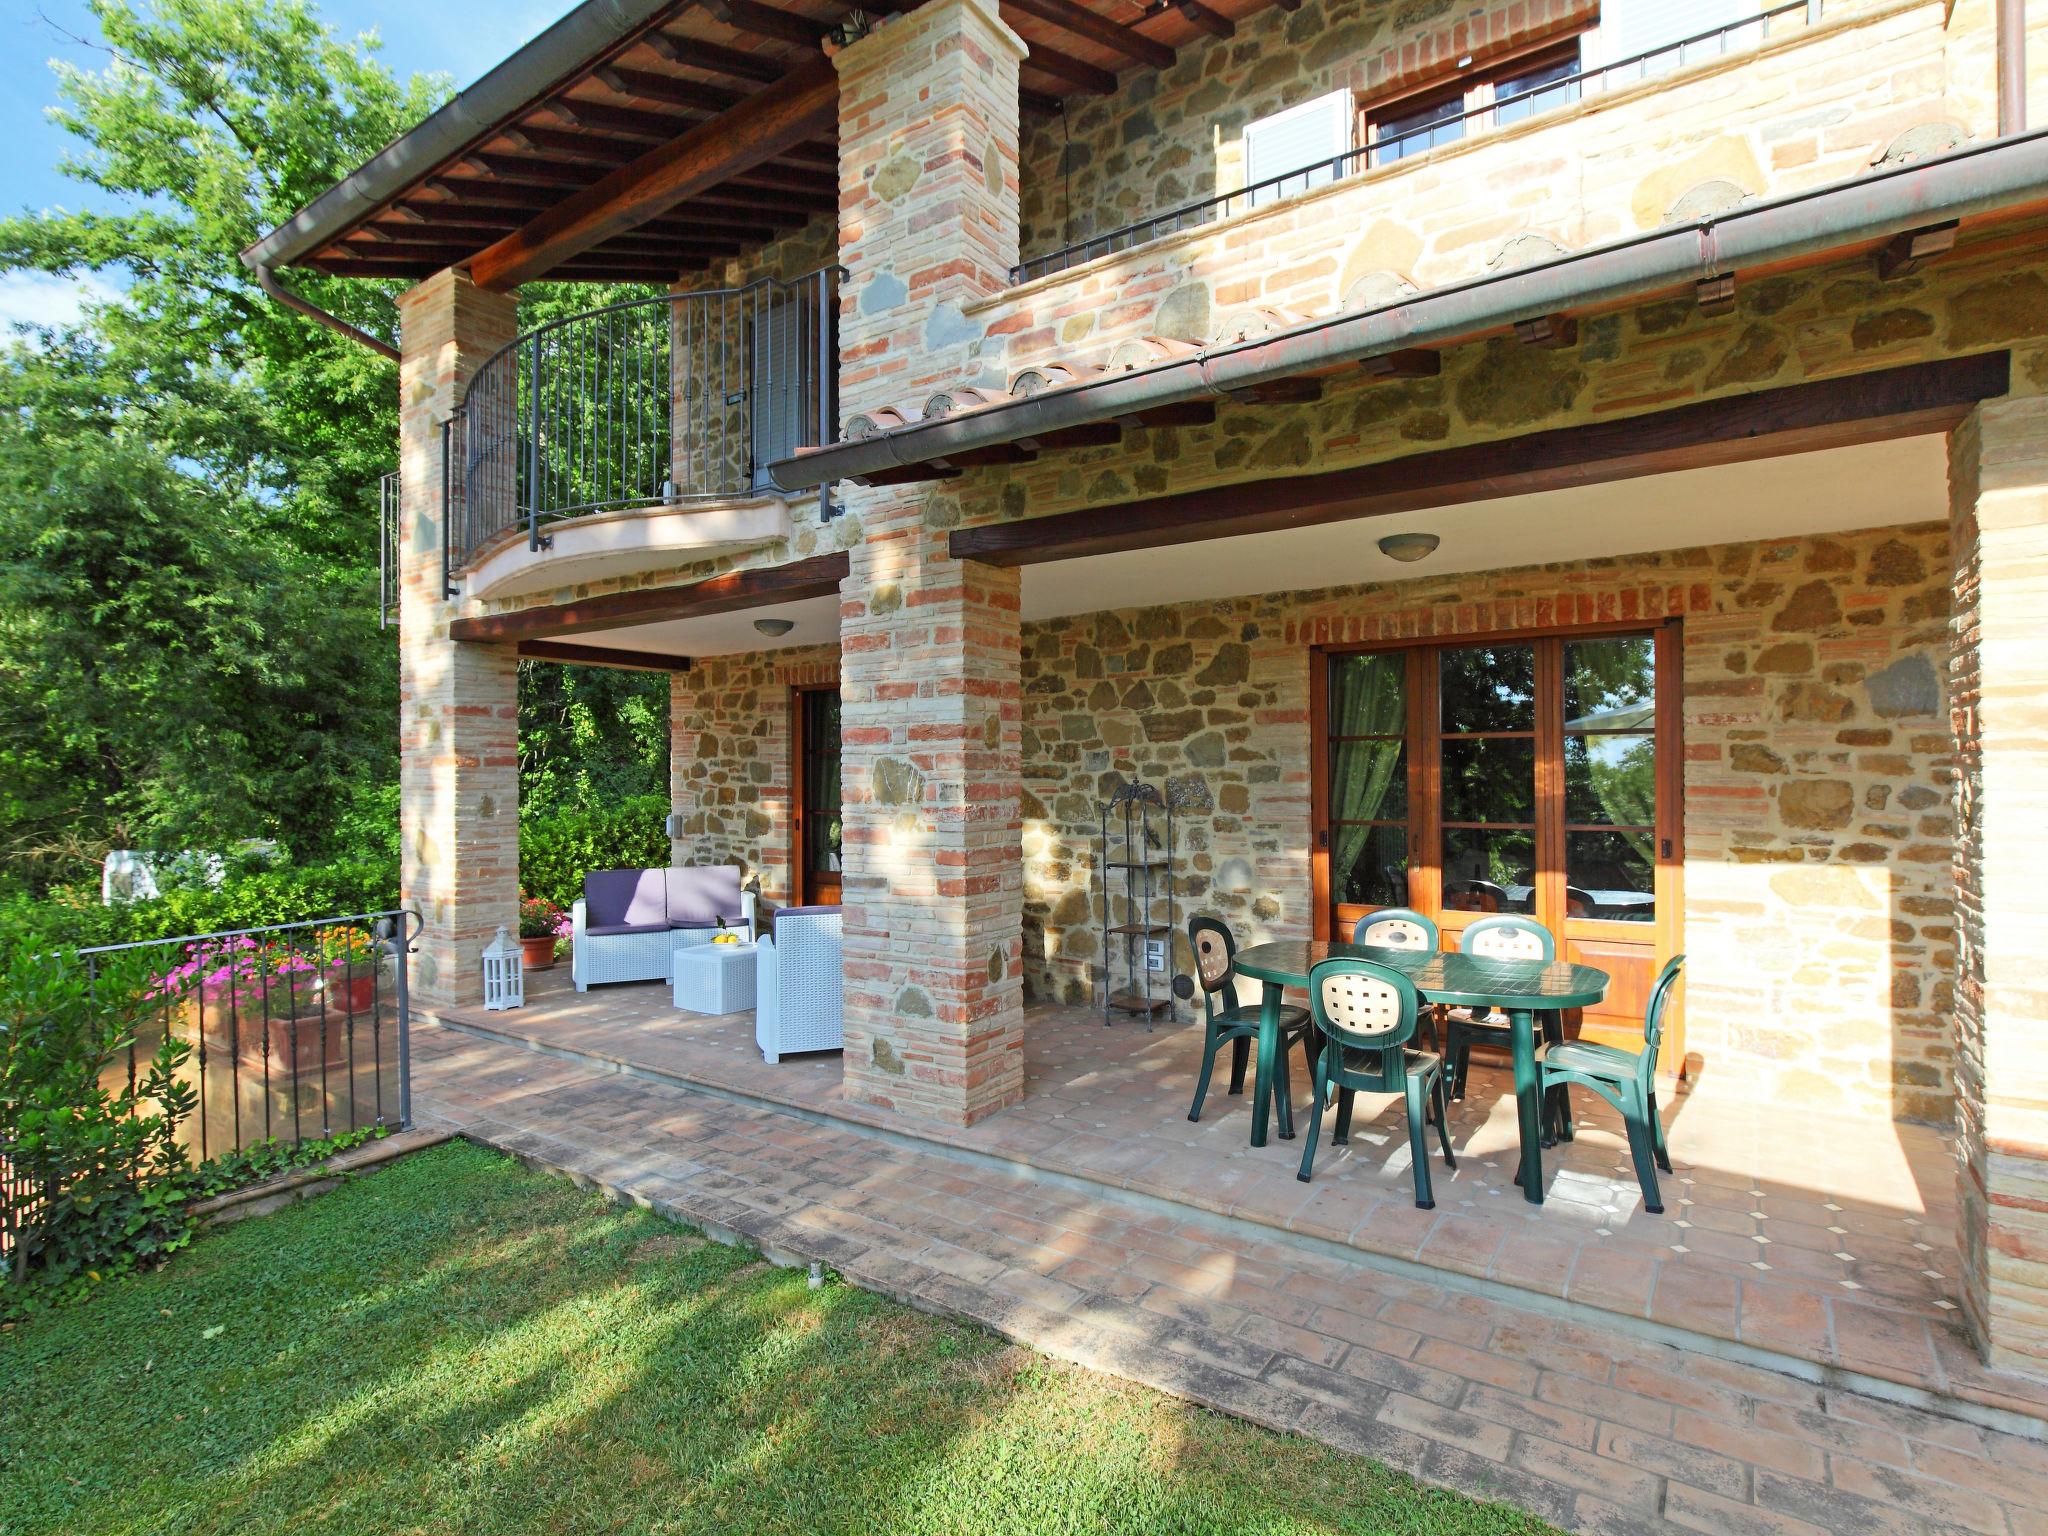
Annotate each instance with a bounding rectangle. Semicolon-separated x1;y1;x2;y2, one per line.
583;921;670;938
584;868;667;929
667;865;744;927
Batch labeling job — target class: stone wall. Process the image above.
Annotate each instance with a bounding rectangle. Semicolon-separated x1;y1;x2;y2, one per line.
977;0;1982;393
1019;0;1598;263
1016;523;1957;1125
1948;392;2048;1369
669;644;837;907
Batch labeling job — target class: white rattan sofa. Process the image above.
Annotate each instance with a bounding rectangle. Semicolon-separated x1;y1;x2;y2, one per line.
571;865;755;991
754;905;843;1062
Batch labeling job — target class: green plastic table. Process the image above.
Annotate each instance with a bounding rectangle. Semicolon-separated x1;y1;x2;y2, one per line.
1231;939;1611;1204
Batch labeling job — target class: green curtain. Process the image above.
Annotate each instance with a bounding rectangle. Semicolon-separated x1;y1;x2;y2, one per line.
1329;656;1406;899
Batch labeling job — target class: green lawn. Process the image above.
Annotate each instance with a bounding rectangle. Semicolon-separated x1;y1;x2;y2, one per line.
0;1142;1557;1535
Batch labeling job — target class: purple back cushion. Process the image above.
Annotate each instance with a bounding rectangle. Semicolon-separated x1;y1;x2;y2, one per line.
667;865;743;926
585;868;667;928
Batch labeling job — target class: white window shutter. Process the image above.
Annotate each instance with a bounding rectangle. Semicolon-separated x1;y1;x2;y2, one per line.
1597;0;1759;72
1243;89;1355;209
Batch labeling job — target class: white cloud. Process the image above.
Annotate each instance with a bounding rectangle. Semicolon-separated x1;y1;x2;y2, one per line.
0;269;117;331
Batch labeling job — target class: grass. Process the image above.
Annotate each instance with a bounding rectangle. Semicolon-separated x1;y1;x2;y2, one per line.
0;1142;1559;1535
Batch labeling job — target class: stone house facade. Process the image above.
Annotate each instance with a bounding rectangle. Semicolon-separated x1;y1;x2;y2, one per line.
257;0;2048;1369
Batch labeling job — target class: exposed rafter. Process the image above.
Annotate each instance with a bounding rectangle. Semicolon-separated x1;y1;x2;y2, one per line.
1001;0;1174;68
468;55;839;290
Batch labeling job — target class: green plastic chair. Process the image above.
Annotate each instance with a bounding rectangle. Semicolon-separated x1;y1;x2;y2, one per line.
1352;907;1443;1052
1442;913;1563;1103
1536;954;1684;1213
1184;916;1313;1133
1296;956;1456;1208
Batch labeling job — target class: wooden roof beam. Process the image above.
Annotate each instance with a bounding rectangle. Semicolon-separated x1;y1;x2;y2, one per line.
701;0;827;46
1002;0;1174;69
643;33;784;83
451;552;851;640
1018;39;1118;93
468;55;839;291
593;65;745;115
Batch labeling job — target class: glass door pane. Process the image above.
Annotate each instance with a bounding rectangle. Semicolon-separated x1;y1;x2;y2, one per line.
798;689;841;903
1562;636;1657;923
1327;652;1408;907
1438;642;1536;913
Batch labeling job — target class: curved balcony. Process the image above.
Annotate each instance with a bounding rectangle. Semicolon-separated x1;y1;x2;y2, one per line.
444;269;837;599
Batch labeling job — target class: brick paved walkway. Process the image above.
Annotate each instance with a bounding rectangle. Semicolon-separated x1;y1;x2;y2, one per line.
415;1016;2048;1536
441;973;2033;1419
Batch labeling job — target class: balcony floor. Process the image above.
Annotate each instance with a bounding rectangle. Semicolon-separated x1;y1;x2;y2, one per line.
431;967;2034;1423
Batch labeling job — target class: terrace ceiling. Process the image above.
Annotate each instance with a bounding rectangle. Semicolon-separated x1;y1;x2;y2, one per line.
273;0;1290;287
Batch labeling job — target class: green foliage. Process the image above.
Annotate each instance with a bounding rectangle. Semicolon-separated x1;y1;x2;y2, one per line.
183;1125;384;1203
0;0;677;899
0;926;196;1316
0;414;397;882
519;796;671;909
0;856;400;953
518;662;670;818
0;1143;1561;1534
0;0;436;888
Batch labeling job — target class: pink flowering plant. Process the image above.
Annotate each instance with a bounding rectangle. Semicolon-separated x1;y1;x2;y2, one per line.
518;894;565;942
151;933;323;1014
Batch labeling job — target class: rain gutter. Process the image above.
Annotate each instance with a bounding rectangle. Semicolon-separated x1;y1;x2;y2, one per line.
241;0;679;274
770;128;2048;494
238;0;679;356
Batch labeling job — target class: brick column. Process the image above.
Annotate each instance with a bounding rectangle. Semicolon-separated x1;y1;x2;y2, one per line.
835;0;1028;1124
397;270;522;1009
1951;390;2048;1372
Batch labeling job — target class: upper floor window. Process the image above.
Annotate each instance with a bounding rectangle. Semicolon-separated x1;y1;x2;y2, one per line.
1366;34;1586;166
1243;89;1357;209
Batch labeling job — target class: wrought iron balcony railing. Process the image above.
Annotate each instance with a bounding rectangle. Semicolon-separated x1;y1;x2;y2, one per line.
443;267;838;582
1011;1;1826;285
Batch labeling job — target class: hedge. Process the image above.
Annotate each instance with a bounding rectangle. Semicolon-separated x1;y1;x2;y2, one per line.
6;798;670;952
519;795;671;910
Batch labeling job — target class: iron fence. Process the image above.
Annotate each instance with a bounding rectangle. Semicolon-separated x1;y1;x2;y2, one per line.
0;911;417;1266
1013;1;1825;284
443;267;839;582
82;911;417;1161
379;469;400;628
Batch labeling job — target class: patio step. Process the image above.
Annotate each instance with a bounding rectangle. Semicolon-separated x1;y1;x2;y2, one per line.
428;1005;2048;1441
413;1016;2048;1536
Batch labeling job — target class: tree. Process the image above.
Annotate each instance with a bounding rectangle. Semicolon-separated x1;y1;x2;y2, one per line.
0;351;394;883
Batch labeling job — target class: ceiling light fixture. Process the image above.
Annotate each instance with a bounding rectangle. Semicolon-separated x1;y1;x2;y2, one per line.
1377;532;1441;563
753;618;795;638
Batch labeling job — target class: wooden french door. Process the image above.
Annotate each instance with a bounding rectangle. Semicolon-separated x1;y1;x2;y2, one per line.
1311;622;1684;1068
791;686;841;905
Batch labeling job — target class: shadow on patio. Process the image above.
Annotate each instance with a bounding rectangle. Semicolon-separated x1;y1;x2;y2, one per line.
433;967;2030;1419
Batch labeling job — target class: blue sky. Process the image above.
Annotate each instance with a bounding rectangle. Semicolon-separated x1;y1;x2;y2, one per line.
0;0;567;327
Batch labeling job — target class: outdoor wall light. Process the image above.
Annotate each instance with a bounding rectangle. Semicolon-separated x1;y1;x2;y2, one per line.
753;618;796;637
1377;532;1441;563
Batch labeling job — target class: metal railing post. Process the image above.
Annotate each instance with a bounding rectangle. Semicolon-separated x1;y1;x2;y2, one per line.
526;332;544;552
377;913;417;1131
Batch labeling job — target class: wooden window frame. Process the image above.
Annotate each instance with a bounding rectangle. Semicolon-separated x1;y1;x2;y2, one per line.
789;682;841;907
1310;617;1686;1067
1361;33;1589;157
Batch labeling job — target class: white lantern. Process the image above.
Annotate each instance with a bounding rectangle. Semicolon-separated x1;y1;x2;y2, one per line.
483;925;524;1011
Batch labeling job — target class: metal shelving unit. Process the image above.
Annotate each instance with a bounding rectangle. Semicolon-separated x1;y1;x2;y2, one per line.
1098;782;1179;1029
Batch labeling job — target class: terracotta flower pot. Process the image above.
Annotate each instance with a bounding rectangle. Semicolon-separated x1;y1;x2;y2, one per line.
326;965;378;1015
520;935;558;971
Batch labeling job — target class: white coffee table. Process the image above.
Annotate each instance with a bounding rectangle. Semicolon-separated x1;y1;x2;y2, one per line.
673;942;757;1014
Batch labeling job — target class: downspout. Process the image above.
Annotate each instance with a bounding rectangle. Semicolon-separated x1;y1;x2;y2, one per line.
2001;0;2028;137
251;261;400;363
